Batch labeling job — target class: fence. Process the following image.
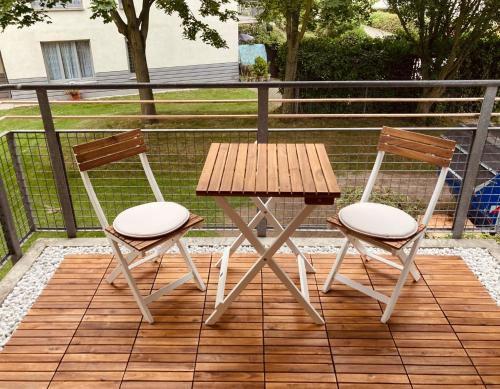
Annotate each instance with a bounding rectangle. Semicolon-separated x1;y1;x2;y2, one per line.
0;80;498;265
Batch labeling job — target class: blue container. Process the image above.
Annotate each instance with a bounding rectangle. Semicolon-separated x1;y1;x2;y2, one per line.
445;130;500;230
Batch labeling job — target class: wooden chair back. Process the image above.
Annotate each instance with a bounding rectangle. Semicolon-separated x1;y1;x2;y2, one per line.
73;129;147;172
377;126;456;168
72;129;164;229
361;127;457;227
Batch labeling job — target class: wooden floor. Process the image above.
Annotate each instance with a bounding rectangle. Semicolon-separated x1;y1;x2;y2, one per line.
1;251;500;388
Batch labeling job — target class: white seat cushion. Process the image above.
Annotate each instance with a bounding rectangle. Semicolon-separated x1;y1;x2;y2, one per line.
113;202;190;238
338;202;418;239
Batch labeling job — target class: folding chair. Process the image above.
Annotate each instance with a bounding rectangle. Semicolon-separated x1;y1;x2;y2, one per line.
322;126;456;323
73;129;206;323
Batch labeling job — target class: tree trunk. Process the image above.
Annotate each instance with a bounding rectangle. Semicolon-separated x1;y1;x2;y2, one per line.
128;28;157;118
282;13;300;114
416;86;446;113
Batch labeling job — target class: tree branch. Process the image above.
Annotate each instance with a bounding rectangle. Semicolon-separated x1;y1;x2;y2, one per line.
298;0;313;41
139;0;153;40
110;9;127;35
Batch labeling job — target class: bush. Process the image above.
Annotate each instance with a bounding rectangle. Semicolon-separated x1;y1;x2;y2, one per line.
277;33;418;113
276;33;500;113
368;11;403;34
239;23;285;49
253;56;269;78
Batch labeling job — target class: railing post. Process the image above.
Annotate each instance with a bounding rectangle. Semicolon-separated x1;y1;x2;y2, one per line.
452;86;498;238
257;86;269;237
6;132;36;232
36;89;77;238
0;176;22;263
257;86;269;143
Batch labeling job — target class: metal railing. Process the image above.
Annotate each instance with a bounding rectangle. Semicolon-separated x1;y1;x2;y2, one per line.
0;80;498;265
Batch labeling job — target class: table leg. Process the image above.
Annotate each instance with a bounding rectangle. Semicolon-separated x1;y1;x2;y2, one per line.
267;258;323;324
215;198;273;268
207;201;324;325
212;197;266;311
206;256;267;325
252;197;315;273
214;197;266;254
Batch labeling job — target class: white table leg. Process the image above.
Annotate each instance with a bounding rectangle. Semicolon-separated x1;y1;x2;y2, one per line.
214;197;266;254
252;197;315;274
207;200;324;325
267;258;323;324
215;198;274;268
212;197;267;311
205;256;267;325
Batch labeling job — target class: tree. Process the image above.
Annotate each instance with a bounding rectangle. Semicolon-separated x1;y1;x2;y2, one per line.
256;0;313;106
1;0;237;116
316;0;371;37
255;0;370;111
387;0;499;112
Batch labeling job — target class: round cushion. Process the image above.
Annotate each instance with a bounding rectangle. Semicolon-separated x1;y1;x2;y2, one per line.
113;202;190;238
338;202;418;239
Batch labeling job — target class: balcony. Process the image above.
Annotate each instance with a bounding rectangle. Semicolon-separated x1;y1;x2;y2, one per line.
0;80;499;387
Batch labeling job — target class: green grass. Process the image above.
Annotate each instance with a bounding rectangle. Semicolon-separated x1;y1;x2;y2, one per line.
0;88;259;131
0;87;447;131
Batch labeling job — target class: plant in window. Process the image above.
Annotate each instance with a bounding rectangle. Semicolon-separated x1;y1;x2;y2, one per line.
65;89;81;100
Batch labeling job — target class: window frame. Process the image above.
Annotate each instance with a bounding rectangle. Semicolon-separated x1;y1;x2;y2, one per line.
41;40;95;82
32;0;84;10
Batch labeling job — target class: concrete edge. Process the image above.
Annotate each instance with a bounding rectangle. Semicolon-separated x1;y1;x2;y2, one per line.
0;237;498;305
0;240;47;303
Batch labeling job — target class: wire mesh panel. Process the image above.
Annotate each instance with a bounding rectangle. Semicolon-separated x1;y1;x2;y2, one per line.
11;132;65;230
4;127;493;235
0;231;7;265
0;134;32;242
58;130;258;230
268;128;475;232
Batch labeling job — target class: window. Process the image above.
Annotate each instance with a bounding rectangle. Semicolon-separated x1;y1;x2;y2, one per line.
41;41;94;81
32;0;82;9
125;39;135;73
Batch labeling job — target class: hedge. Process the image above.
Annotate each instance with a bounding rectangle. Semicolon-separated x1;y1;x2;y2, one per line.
276;33;500;113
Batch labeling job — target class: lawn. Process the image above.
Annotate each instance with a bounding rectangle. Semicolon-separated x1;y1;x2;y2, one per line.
0;87;438;131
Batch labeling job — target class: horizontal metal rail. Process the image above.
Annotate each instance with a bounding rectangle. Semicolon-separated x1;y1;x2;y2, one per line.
1;80;500;90
3;126;500;134
2;97;499;104
3;112;498;120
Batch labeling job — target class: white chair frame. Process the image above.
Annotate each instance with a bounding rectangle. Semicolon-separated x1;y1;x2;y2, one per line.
80;152;205;324
322;149;450;323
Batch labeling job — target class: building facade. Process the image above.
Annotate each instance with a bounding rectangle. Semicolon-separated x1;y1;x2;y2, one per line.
0;0;239;99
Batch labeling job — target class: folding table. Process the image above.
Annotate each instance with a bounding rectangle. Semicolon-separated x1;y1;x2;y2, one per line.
197;143;340;325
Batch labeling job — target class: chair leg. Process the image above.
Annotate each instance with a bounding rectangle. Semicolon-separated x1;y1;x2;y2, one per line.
322;239;350;293
109;241;154;323
177;239;206;292
380;240;421;323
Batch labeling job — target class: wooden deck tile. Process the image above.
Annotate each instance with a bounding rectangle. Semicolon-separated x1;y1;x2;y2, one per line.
0;251;499;388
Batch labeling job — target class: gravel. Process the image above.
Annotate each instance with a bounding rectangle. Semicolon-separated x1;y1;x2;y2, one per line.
0;243;498;348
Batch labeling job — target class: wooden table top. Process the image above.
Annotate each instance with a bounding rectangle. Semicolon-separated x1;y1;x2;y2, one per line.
196;143;340;204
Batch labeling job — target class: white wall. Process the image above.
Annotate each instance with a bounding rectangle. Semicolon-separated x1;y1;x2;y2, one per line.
0;0;238;81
